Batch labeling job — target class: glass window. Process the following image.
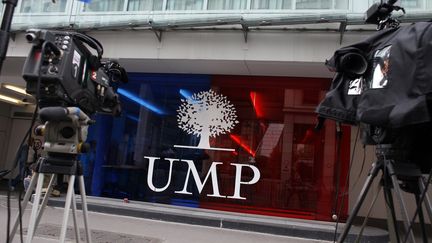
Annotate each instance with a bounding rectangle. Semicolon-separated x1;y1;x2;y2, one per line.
400;0;423;8
334;0;349;9
83;0;125;12
251;0;292;9
296;0;331;9
127;0;164;11
82;74;350;221
20;0;68;13
166;0;204;10
207;0;248;10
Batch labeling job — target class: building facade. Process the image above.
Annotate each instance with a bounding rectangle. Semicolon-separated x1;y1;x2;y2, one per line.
0;0;431;224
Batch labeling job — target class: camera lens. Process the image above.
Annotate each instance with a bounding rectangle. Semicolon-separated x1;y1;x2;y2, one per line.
25;33;37;43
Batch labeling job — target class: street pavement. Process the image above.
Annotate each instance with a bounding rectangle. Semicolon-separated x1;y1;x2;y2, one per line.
0;194;332;243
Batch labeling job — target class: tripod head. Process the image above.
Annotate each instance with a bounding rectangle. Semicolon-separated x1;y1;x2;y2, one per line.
35;107;94;174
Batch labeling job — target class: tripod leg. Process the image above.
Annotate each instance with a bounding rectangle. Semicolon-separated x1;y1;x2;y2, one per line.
383;182;400;243
79;175;92;243
71;192;81;242
355;185;382;242
414;194;428;243
337;161;382;243
419;177;432;231
26;173;45;243
9;172;39;241
34;174;56;229
59;175;76;243
388;163;417;243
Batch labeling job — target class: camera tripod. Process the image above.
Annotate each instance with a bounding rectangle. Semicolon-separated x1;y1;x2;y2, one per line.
338;145;432;243
8;107;94;243
9;160;92;243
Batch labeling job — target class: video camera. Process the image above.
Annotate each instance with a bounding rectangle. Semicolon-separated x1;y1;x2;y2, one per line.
22;29;128;115
20;29;128;174
316;2;432;172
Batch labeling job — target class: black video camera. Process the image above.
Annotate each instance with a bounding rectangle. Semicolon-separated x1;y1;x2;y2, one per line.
22;29;128;115
316;4;432;172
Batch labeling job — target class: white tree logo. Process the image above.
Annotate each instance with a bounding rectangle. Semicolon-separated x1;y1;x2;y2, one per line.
174;90;239;151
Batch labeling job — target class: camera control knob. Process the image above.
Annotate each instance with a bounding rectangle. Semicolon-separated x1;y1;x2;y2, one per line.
34;125;45;136
62;45;68;50
79;143;91;153
48;65;58;74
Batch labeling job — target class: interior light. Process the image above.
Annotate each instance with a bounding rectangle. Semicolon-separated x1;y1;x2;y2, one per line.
125;114;139;122
230;134;256;157
117;88;166;115
3;84;29;96
179;89;193;100
250;91;264;118
0;94;22;105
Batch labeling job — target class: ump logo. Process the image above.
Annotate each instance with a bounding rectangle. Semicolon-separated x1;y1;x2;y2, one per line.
174;90;239;151
144;90;260;200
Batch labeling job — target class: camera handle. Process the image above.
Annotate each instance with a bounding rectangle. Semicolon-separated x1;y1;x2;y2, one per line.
0;0;18;74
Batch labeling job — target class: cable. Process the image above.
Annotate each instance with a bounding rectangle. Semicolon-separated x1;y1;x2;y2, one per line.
18;190;23;243
332;122;343;218
4;40;52;243
6;188;10;243
332;127;360;243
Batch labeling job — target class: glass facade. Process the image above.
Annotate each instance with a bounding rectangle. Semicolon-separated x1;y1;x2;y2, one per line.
5;0;430;32
10;0;431;14
166;0;204;10
20;0;68;13
80;74;350;220
208;0;248;10
83;0;125;12
127;0;164;11
251;0;292;9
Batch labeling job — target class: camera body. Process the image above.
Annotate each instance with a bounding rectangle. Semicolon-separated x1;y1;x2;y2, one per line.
22;29;126;115
316;21;432;172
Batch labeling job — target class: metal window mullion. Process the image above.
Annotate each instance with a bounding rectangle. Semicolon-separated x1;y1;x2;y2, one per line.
246;0;251;9
292;0;296;10
162;0;167;10
203;0;208;10
16;0;23;13
123;0;129;11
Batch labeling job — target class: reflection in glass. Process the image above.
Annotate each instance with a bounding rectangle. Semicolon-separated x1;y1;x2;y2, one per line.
83;0;125;12
20;0;67;13
251;0;292;9
207;0;248;10
127;0;163;11
166;0;204;10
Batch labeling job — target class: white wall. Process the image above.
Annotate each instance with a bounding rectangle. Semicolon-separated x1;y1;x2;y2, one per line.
0;103;12;173
4;29;373;83
3;118;31;179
